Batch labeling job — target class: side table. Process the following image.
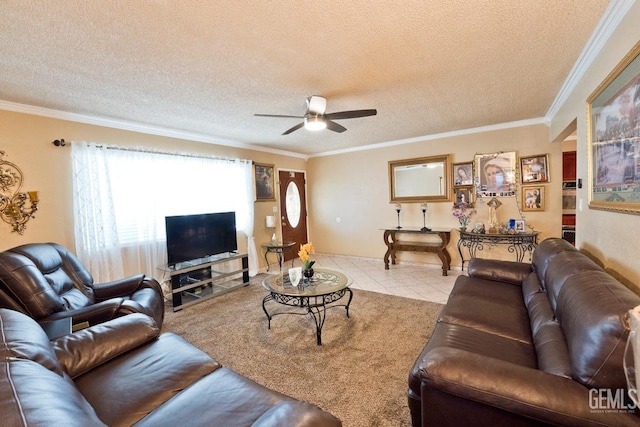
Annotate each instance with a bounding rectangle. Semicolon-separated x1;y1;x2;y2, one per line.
262;241;296;271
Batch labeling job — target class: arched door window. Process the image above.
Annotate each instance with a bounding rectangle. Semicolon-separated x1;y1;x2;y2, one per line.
285;181;301;228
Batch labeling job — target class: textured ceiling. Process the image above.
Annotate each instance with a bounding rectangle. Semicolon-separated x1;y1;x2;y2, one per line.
0;1;610;156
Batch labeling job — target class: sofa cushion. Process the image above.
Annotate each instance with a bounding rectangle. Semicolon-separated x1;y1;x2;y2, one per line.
521;271;543;306
0;308;64;376
441;277;532;344
524;290;571;378
0;358;105;426
543;251;602;312
408;321;537;402
0;252;66;318
75;332;221;426
251;401;344;427
556;270;640;389
135;368;338;427
531;238;576;289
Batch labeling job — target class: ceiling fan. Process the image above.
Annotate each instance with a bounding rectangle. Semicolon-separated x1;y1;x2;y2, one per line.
255;96;377;135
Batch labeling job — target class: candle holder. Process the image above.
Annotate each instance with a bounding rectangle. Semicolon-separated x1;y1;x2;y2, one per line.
420;202;431;231
395;203;402;229
0;151;39;234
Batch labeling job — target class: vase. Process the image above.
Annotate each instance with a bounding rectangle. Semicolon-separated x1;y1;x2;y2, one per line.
303;268;314;280
459;227;467;232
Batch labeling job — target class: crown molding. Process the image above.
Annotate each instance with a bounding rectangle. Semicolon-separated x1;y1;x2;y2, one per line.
310;117;548;158
0;100;307;159
545;0;635;121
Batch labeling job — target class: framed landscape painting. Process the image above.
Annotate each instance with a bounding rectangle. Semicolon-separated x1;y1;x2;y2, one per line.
587;40;640;215
254;163;276;201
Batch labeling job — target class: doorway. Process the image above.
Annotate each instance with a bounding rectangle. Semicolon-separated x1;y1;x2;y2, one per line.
560;124;577;245
278;170;308;262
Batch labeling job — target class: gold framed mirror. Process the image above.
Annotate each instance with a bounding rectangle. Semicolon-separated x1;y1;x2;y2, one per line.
388;154;452;202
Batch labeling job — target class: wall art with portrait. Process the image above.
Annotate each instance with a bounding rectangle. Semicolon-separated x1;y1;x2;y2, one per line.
454;186;475;207
453;162;474;186
522;186;545;211
474;152;516;198
587;40;640;215
520;154;549;183
254;163;276;201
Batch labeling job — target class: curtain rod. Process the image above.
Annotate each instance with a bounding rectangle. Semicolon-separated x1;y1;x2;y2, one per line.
51;138;250;163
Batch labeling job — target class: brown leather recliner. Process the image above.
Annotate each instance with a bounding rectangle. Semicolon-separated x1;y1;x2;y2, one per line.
0;242;164;328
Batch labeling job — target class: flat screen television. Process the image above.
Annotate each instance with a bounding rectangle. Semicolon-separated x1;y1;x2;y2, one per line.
165;211;237;265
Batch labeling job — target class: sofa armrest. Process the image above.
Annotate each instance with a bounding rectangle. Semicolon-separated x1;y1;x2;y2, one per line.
92;274;145;300
467;258;531;285
52;313;160;378
419;347;638;426
41;298;126;326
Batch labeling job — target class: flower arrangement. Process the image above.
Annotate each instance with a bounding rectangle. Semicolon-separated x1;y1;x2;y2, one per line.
298;242;315;271
452;202;477;230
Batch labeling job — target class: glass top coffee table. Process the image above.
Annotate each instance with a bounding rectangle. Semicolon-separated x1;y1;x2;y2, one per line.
261;268;353;345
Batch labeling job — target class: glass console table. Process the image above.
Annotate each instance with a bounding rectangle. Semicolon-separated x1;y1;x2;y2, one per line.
457;231;539;271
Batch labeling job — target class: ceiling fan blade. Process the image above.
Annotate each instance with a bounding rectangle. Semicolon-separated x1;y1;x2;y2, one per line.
255;114;304;118
325;120;347;133
324;109;377;120
282;122;305;135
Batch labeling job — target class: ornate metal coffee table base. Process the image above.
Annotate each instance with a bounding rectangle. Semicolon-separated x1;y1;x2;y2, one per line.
262;287;353;345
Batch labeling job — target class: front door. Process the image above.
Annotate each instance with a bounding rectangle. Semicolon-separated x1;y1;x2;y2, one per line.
279;170;308;262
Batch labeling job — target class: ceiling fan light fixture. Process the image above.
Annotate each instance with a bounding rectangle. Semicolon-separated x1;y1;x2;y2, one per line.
304;115;327;131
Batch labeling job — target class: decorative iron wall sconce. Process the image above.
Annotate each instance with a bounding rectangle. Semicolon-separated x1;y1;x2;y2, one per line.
0;151;39;234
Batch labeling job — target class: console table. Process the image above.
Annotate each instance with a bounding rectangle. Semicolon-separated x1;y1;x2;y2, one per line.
457;231;539;271
382;228;451;276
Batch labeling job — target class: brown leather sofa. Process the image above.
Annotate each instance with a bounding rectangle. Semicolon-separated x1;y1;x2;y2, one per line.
0;243;164;328
0;307;341;426
409;237;640;426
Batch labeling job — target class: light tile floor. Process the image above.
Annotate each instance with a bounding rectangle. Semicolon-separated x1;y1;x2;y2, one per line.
283;253;465;304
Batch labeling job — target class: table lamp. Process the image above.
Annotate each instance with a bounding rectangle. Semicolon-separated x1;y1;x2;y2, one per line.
266;215;277;243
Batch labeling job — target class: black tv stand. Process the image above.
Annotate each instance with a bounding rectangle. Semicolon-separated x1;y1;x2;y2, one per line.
159;252;249;311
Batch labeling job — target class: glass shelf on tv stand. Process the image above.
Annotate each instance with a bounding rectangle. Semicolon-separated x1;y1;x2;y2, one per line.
158;252;249;311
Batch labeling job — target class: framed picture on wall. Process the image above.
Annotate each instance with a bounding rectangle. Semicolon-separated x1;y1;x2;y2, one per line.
254;163;276;201
452;162;474;186
522;186;545;211
454;186;475;207
587;40;640;215
520;154;550;183
474;152;516;198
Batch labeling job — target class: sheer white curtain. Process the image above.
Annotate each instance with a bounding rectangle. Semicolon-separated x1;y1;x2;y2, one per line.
71;141;257;282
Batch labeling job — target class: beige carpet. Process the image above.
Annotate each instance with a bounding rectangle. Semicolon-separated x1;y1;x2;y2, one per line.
162;278;443;427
